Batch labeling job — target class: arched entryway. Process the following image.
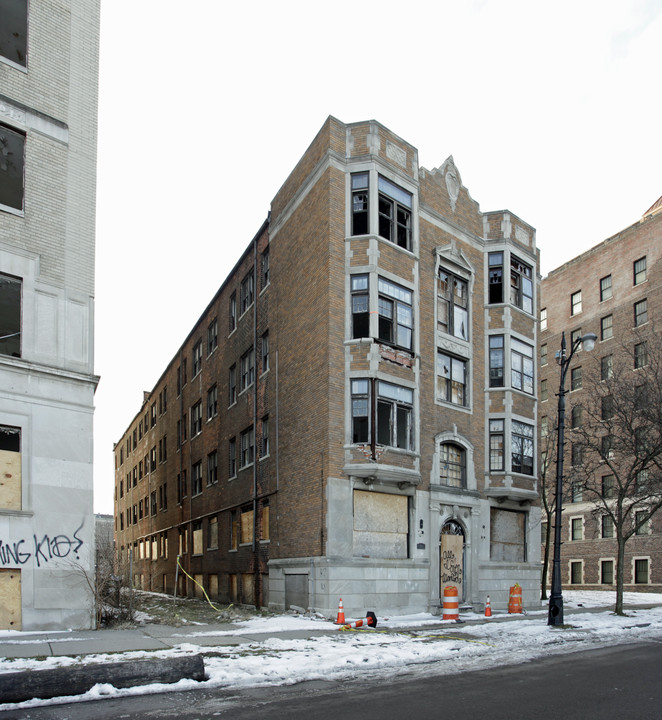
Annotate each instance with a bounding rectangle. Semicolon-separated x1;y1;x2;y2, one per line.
440;520;466;602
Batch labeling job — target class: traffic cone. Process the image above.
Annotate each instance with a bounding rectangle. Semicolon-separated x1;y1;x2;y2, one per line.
485;595;492;618
335;598;345;625
339;611;377;631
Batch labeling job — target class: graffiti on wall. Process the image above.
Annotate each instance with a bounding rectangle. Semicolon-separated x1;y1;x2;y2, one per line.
440;547;463;585
0;522;84;567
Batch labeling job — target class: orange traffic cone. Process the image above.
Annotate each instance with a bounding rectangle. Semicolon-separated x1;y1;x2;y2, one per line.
485;595;492;618
339;611;377;631
335;598;345;625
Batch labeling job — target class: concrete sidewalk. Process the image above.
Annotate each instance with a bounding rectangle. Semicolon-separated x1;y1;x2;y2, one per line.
3;603;656;661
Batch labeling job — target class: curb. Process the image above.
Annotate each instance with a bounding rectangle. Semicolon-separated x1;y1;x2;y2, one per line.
0;654;205;704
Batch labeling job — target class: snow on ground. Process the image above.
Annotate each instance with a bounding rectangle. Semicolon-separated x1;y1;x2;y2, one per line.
2;591;662;711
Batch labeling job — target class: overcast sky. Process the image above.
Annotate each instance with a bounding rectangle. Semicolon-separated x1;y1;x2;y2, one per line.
93;0;662;513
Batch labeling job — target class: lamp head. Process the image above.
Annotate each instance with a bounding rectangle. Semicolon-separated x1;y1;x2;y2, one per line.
581;332;598;352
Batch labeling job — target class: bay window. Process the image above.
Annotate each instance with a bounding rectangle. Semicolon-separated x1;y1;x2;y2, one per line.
378;176;412;250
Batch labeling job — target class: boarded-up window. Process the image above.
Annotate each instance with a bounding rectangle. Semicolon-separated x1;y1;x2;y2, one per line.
0;425;21;510
208;573;219;599
151;537;158;560
193;573;204;598
229;574;238;603
208;516;218;549
353;490;408;559
490;508;526;562
261;502;270;541
192;522;203;555
242;573;254;604
0;569;21;630
240;508;253;544
230;511;238;550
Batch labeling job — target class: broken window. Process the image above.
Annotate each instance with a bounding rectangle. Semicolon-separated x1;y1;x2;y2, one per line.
0;273;21;357
351;379;369;444
377;278;412;349
436;351;467;406
351;172;369;235
376;381;413;450
437;268;468;340
488;252;504;304
351;274;369;339
377;176;412;250
490;508;526;562
510;256;533;314
439;443;466;488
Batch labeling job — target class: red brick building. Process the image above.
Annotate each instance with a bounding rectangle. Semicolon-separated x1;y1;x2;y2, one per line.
114;117;542;616
540;197;662;591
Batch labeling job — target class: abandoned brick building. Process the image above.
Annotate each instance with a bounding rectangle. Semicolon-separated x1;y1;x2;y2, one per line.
540;196;662;592
114;117;542;616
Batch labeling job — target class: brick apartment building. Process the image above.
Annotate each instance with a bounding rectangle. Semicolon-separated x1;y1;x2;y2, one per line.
540;196;662;591
0;1;100;630
114;117;542;616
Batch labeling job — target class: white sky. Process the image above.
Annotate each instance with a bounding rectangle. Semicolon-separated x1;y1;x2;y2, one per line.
93;0;662;513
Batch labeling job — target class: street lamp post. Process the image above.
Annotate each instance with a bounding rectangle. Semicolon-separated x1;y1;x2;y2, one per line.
548;330;597;626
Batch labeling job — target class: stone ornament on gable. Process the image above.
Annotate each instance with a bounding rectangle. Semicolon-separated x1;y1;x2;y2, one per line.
442;156;461;212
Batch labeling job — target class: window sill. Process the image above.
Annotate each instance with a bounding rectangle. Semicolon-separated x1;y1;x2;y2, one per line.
435;397;471;413
239;304;254;322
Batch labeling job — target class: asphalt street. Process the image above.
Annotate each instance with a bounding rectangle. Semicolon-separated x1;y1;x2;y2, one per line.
3;640;661;719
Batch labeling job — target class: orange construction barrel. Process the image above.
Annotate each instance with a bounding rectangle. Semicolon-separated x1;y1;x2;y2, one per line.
442;585;459;620
508;583;522;614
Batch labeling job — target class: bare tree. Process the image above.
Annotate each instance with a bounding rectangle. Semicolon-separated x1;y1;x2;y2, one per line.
568;334;662;615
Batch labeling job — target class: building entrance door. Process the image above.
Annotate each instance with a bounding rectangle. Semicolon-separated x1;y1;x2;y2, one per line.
440;520;465;603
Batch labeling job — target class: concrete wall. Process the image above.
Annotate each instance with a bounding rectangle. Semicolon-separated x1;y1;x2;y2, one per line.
0;0;100;630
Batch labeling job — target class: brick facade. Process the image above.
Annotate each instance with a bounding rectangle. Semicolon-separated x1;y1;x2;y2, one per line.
114;117;542;616
540;200;662;592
